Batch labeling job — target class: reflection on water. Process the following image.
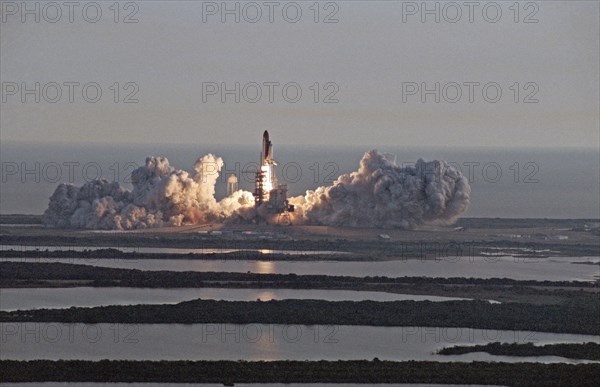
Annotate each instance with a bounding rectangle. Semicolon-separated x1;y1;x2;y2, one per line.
1;324;597;363
255;261;275;274
2;256;597;281
0;287;472;311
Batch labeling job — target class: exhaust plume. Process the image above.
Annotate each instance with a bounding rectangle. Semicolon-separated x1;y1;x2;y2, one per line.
42;155;254;230
289;150;470;228
43;150;470;229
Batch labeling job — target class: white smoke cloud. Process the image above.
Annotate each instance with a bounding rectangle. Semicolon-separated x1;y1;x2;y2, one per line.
43;150;470;230
289;150;470;228
43;155;255;230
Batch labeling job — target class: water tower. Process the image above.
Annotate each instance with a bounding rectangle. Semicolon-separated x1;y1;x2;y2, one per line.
227;174;238;196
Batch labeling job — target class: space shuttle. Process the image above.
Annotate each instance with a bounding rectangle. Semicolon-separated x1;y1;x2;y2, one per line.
254;130;294;217
261;130;273;165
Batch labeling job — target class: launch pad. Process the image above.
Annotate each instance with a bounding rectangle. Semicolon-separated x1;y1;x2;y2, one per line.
254;131;294;222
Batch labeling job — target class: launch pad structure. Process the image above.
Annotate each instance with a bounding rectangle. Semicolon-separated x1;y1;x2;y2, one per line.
254;131;294;222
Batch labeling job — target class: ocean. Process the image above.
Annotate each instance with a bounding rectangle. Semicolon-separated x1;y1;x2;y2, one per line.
1;142;598;218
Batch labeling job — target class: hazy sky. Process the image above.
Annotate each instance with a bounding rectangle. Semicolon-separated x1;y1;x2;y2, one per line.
1;1;598;148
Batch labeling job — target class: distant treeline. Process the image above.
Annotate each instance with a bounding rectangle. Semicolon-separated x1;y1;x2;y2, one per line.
1;261;594;287
1;360;599;385
0;214;42;224
0;248;362;261
439;342;600;360
2;297;598;335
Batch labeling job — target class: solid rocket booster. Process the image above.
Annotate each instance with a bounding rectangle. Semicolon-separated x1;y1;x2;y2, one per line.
262;130;272;164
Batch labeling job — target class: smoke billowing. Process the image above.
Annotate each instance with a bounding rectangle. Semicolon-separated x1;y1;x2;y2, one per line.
43;150;470;229
42;155;254;230
289;150;470;228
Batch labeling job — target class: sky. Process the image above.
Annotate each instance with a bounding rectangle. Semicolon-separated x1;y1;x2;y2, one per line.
1;1;598;148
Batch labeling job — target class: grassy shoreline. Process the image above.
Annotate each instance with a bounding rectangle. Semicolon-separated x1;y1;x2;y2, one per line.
2;297;598;335
2;261;596;305
438;342;600;360
1;360;599;385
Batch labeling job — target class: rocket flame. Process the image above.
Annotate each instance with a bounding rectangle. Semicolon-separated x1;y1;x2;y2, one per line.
262;163;274;193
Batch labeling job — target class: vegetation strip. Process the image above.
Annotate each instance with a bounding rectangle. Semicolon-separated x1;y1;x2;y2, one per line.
1;248;363;261
1;261;596;305
1;360;599;385
438;342;600;360
1;261;594;288
1;298;598;335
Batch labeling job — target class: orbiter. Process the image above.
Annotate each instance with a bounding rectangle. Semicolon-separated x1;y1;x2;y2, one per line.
261;130;273;164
